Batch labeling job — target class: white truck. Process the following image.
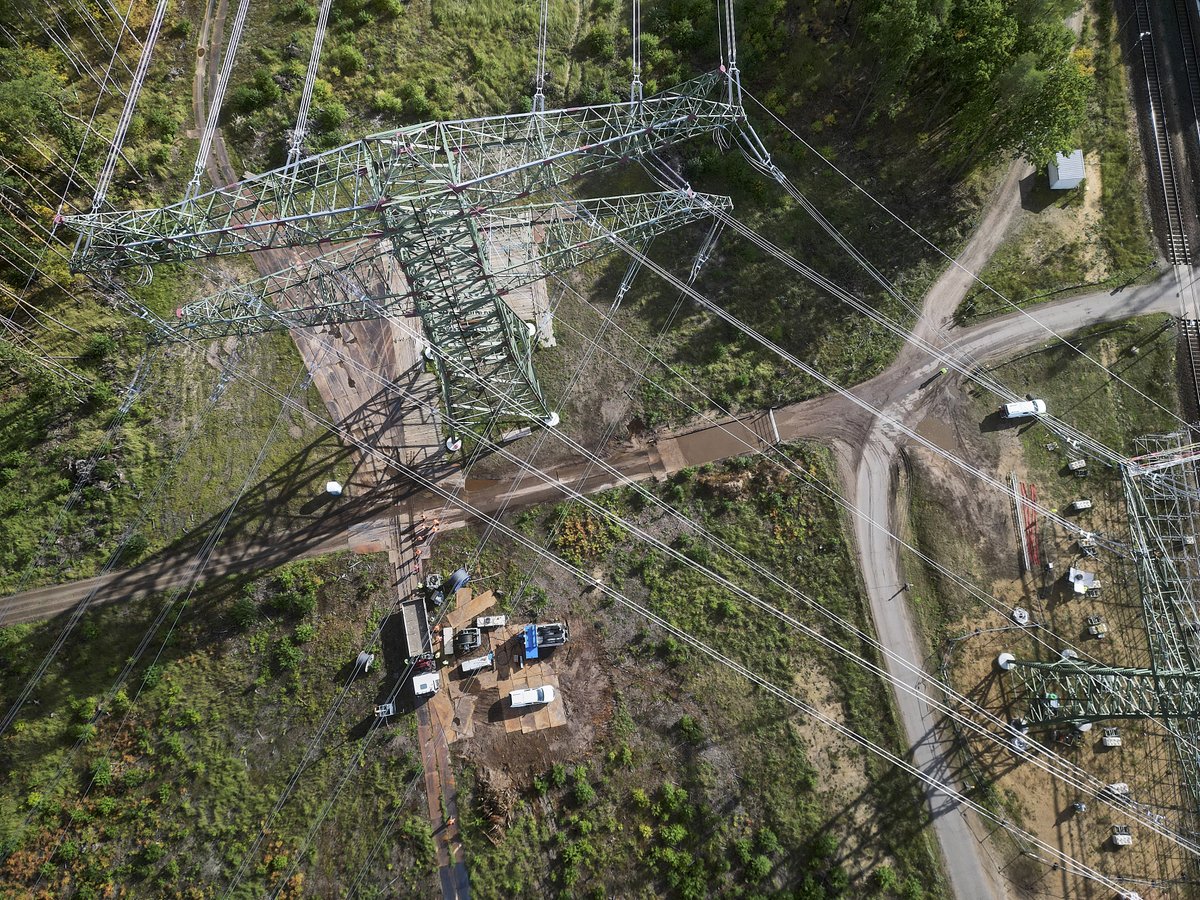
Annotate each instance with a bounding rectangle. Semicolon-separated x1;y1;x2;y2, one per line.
510;685;556;708
413;671;441;697
1001;398;1047;419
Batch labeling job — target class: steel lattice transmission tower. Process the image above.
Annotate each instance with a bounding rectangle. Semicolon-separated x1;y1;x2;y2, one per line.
66;72;744;438
1000;434;1200;808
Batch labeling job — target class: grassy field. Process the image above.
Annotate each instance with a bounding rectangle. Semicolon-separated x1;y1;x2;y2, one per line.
431;448;943;898
957;0;1158;321
0;553;435;898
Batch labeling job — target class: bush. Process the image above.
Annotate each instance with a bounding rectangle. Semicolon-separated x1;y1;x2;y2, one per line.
293;622;316;643
572;765;595;806
162;733;185;760
225;84;265;118
312;100;348;133
230;596;257;629
661;823;686;845
279;0;316;23
677;714;703;744
581;25;615;58
550;763;567;789
120;532;148;563
270;565;320;617
274;637;302;672
90;758;112;787
746;854;772;882
82;333;116;362
330;45;365;75
142;663;163;689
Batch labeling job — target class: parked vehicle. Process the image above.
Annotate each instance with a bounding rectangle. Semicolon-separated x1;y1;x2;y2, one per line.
510;685;556;708
1001;398;1046;419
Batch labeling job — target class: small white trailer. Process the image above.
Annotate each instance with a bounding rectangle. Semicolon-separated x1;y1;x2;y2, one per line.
460;652;495;675
476;615;507;628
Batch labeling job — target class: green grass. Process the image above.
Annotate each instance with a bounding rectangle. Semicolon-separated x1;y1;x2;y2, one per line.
437;448;944;898
1088;0;1158;276
0;553;434;897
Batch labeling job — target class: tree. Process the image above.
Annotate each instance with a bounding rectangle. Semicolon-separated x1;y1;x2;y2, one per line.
939;0;1018;92
988;51;1090;164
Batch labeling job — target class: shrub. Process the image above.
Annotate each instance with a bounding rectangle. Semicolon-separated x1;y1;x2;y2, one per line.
90;758;113;787
756;827;780;856
274;637;302;672
73;723;98;744
82;333;116;362
330;45;365;75
162;733;185;760
293;622;316;643
312;100;348;133
661;823;686;845
550;763;567;789
120;532;148;563
142;663;163;689
746;854;772;882
230;596;257;629
572;765;595;806
677;714;703;744
226;84;265;118
270;565;320;617
581;25;615;58
279;0;316;23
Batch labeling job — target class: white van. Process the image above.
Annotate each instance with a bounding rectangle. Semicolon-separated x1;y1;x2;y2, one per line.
1002;399;1047;419
510;685;556;708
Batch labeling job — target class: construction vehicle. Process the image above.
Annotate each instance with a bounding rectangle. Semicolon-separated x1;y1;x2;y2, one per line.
1111;824;1132;847
1067;458;1088;477
510;685;556;707
1002;398;1047;419
1070;498;1093;512
522;622;570;660
454;627;482;654
476;615;507;628
1102;727;1122;748
411;654;441;697
1086;614;1108;639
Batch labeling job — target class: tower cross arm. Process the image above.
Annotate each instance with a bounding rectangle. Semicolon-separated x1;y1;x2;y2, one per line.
66;73;741;271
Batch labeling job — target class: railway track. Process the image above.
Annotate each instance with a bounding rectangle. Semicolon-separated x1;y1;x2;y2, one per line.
1179;320;1200;427
1137;0;1191;264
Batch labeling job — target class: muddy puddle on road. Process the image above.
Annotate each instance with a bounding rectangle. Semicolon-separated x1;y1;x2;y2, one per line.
914;414;965;454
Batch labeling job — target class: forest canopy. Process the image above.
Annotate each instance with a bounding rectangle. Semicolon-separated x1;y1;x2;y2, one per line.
863;0;1089;164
